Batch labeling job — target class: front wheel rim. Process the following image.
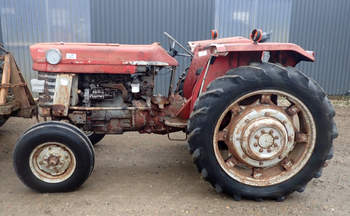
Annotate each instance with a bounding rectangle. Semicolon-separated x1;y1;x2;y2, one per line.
213;89;316;186
29;143;76;183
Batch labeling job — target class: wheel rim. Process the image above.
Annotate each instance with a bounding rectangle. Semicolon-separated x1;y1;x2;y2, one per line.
213;90;316;186
29;143;76;183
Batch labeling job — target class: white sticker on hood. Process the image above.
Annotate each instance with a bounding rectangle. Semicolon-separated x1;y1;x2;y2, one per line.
198;50;207;57
66;53;77;59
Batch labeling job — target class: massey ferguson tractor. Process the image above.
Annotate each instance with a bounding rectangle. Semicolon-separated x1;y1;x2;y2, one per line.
9;30;337;201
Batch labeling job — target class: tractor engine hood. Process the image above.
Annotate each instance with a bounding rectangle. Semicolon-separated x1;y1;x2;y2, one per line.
30;42;178;74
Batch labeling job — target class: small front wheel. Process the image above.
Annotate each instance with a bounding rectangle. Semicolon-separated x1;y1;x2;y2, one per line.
13;121;94;192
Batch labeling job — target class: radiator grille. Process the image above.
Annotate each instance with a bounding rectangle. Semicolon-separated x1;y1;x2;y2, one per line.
38;72;57;106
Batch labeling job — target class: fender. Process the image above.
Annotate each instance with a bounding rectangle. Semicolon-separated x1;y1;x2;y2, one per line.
208;42;315;64
177;42;315;119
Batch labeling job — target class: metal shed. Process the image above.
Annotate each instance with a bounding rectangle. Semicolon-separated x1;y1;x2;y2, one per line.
0;0;349;95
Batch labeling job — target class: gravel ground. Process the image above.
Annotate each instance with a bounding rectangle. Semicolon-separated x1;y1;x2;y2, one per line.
0;106;349;216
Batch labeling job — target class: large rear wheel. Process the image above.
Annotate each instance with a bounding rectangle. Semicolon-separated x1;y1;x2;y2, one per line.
188;63;337;201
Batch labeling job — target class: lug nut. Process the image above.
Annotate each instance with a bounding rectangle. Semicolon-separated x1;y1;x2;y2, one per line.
261;130;266;134
254;135;259;139
259;148;263;153
254;143;258;147
267;149;271;153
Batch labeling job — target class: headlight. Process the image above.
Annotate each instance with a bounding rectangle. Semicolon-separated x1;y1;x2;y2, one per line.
46;49;62;65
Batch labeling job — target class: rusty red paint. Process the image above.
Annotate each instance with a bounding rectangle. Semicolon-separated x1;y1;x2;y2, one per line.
182;50;210;99
39;107;51;117
52;104;66;116
30;42;178;74
208;42;314;62
178;36;314;119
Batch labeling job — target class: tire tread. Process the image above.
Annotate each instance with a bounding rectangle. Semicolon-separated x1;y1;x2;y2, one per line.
187;62;336;201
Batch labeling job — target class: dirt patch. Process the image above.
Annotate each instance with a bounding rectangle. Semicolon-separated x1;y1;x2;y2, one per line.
0;106;349;216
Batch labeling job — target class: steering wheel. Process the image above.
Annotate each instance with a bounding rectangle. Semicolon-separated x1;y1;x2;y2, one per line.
163;32;193;57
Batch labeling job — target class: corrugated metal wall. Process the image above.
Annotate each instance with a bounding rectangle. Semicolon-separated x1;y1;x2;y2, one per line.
289;0;350;95
0;15;2;44
215;0;350;95
0;0;91;84
90;0;215;95
0;0;349;95
215;0;292;42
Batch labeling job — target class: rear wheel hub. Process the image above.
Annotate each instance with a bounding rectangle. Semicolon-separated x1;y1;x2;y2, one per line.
228;107;295;167
213;90;316;186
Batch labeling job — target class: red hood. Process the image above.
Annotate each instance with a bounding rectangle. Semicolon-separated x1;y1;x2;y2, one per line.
30;42;178;74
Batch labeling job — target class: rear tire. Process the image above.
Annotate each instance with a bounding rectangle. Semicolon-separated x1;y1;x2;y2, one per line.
188;62;337;201
13;121;95;192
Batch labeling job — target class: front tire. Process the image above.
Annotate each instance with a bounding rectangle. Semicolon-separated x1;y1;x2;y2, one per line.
188;62;337;201
13;121;95;192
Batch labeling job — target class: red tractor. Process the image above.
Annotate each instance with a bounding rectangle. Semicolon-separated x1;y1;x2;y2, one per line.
13;30;337;201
